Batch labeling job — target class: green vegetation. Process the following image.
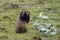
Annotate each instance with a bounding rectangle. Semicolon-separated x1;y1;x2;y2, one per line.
0;0;60;40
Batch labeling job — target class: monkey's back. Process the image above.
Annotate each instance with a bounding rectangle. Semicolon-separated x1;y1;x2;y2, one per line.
15;18;27;33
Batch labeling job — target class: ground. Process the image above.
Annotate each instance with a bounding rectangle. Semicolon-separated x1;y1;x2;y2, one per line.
0;0;60;40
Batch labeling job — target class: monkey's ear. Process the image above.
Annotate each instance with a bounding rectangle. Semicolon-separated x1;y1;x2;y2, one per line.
20;11;24;16
26;11;30;16
20;11;26;16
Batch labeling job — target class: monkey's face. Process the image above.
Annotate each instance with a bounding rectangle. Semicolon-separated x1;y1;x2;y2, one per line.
19;11;30;23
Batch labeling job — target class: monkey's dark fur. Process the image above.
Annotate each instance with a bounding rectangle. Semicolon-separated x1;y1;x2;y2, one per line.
15;11;30;33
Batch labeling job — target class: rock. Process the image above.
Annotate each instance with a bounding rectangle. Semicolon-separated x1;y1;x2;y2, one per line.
11;3;19;9
46;8;57;13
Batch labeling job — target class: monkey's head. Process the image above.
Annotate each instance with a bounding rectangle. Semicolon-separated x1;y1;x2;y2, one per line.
19;11;30;23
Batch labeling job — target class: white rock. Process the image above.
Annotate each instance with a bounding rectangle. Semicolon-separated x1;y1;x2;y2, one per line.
45;23;51;28
50;32;56;35
51;26;57;32
38;12;49;20
38;12;43;17
41;27;47;31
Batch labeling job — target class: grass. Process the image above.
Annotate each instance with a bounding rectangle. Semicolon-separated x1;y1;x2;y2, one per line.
0;0;60;40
